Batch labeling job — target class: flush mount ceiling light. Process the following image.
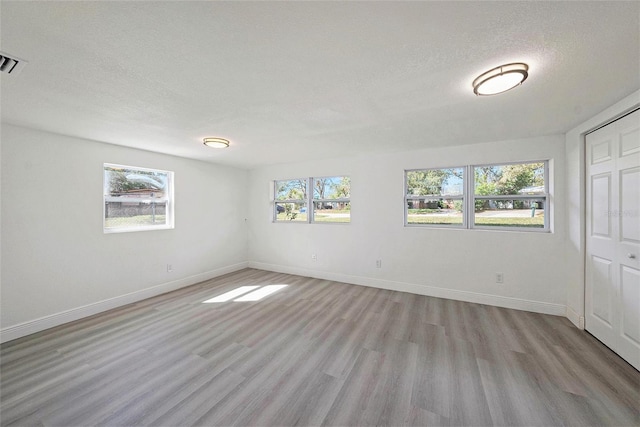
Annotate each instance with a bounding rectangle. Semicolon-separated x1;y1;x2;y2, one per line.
472;63;529;96
203;137;230;148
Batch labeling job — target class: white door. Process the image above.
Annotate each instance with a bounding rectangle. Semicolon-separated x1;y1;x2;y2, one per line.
586;108;640;371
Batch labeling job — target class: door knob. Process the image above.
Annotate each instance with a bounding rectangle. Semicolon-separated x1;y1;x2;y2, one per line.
629;253;637;259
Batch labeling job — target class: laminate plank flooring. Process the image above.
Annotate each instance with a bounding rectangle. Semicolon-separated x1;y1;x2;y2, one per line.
1;269;638;426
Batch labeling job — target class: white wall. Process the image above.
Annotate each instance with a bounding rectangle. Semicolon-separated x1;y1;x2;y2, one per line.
6;90;636;342
1;124;248;341
248;135;567;315
564;90;640;328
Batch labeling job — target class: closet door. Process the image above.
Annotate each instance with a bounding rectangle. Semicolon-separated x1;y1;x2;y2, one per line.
585;108;640;371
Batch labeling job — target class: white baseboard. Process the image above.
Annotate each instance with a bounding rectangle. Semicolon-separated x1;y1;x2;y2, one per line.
1;260;569;344
0;262;249;344
566;305;585;329
249;261;567;316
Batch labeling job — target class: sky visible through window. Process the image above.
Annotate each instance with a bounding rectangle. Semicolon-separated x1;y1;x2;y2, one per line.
442;174;463;195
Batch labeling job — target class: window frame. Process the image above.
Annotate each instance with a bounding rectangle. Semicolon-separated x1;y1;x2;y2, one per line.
311;175;351;224
471;160;549;232
404;166;466;229
404;160;550;232
103;163;174;234
273;176;350;224
273;178;309;223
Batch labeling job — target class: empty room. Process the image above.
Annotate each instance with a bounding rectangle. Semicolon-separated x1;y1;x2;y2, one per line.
1;1;639;426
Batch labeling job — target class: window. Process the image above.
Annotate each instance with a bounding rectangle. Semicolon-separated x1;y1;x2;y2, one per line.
274;176;350;223
104;164;174;233
274;179;308;222
405;161;549;232
472;162;547;230
312;176;351;223
405;167;465;227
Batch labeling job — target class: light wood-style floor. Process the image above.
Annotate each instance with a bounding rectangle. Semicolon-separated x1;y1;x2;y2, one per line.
1;269;638;427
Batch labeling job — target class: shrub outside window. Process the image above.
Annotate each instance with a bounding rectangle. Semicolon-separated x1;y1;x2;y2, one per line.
405;161;549;232
405;168;465;227
104;164;174;233
273;176;350;223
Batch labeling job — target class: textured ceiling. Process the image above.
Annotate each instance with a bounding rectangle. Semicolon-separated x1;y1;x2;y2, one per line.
1;1;639;168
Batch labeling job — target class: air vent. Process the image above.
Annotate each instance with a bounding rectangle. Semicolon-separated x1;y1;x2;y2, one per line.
0;52;28;76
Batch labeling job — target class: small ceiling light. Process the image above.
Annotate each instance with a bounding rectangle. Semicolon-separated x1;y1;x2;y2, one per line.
203;137;230;148
472;63;529;96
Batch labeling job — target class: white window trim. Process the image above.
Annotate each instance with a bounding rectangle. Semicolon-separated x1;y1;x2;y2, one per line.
273;176;350;224
311;175;350;225
273;177;309;223
470;160;549;232
404;166;466;229
103;163;174;234
405;161;550;232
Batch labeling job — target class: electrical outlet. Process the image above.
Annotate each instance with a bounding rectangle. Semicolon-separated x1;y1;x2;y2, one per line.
376;260;382;268
311;254;317;261
167;264;174;273
496;272;504;283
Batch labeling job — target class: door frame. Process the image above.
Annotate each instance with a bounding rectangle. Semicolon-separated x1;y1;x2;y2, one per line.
583;106;640;331
584;108;640;340
564;90;639;332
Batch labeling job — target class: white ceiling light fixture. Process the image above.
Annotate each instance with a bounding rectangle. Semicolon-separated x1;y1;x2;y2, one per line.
203;137;230;148
472;62;529;96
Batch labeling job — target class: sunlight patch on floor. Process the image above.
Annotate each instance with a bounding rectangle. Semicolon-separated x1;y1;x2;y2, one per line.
202;286;259;303
203;284;288;303
234;285;288;301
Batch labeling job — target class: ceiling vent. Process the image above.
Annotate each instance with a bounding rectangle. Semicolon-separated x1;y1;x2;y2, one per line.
0;52;28;76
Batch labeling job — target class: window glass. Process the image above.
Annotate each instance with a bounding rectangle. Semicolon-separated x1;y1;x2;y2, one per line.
104;164;173;232
406;198;464;225
474;198;546;228
276;179;307;201
474;163;545;196
406;168;464;196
